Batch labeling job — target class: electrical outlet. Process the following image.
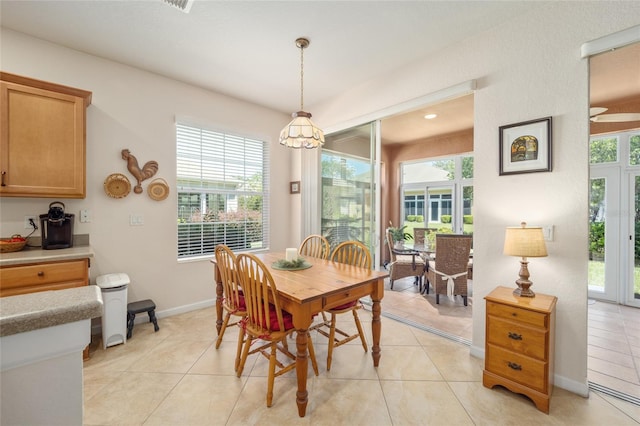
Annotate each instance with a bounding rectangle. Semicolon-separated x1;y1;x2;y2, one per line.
24;215;37;229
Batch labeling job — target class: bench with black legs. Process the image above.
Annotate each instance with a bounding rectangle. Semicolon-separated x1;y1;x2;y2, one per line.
127;299;159;339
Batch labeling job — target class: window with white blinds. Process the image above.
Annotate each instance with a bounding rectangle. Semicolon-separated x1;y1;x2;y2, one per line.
176;123;270;258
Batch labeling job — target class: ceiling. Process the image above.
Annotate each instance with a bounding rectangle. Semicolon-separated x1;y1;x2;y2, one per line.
1;1;638;143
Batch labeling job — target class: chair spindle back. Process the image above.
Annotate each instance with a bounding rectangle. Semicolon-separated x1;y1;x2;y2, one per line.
235;253;287;334
299;234;330;260
331;240;372;269
215;244;243;312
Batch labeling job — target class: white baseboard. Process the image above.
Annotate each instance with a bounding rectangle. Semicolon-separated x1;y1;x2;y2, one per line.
91;298;216;335
470;344;484;359
554;374;590;397
155;298;216;319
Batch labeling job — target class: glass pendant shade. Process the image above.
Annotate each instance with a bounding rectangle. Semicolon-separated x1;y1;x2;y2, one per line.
279;111;325;149
279;37;324;149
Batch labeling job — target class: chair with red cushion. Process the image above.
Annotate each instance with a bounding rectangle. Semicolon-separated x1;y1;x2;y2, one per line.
313;240;371;371
234;253;319;407
214;244;247;372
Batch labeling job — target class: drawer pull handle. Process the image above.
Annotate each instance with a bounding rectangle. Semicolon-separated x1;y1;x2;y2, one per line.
1;171;6;186
508;332;522;340
511;312;517;317
508;362;522;371
37;271;44;277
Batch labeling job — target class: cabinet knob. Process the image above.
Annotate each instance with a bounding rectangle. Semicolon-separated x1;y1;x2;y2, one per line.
37;271;44;277
508;332;523;340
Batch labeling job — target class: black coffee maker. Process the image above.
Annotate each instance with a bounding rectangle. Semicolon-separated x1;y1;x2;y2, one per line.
40;201;74;249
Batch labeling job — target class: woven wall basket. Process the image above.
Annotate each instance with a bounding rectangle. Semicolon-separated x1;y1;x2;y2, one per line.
148;178;169;201
104;173;131;198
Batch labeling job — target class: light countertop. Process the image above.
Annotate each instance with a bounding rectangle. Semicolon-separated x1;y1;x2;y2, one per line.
0;245;94;266
0;285;103;337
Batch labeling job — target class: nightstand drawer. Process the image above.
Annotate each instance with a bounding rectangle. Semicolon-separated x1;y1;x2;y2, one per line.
487;300;547;328
486;344;547;393
487;316;547;361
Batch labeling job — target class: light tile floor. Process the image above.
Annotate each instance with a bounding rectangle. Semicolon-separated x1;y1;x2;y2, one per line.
84;287;640;425
587;299;640;402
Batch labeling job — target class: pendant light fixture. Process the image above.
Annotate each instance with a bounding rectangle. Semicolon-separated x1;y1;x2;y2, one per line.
279;38;325;149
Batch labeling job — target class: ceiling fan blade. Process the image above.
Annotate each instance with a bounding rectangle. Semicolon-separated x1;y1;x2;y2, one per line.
590;113;640;123
589;107;608;116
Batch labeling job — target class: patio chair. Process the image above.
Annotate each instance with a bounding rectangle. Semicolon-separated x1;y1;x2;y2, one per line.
312;240;370;371
386;229;427;291
299;234;330;260
214;244;246;372
413;227;428;245
426;234;472;306
234;253;319;407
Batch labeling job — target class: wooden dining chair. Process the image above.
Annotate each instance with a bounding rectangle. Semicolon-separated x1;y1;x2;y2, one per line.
234;253;319;407
299;234;330;260
425;234;472;306
313;240;371;371
214;245;246;372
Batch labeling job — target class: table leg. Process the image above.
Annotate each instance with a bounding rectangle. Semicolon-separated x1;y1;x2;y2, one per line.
295;329;309;417
371;277;384;367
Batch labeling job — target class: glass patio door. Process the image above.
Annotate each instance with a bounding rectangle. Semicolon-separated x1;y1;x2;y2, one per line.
626;172;640;306
320;122;378;265
588;167;620;302
425;184;456;232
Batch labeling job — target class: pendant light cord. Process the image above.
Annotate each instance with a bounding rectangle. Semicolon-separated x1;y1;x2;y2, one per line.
299;44;304;111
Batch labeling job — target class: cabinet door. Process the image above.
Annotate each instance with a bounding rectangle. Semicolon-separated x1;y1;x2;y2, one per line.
1;81;86;198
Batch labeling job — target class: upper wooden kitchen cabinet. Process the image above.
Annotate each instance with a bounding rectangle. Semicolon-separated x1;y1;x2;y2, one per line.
0;72;92;198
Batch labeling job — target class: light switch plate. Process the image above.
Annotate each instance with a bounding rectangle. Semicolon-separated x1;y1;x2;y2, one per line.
542;225;554;242
80;209;91;223
129;214;144;226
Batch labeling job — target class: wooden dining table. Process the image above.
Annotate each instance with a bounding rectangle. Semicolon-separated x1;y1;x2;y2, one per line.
211;250;389;417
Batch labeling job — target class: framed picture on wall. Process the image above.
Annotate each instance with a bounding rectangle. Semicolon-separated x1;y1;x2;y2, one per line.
499;116;552;175
290;181;300;194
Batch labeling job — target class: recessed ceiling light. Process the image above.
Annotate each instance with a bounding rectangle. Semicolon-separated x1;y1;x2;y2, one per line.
162;0;194;13
424;113;437;120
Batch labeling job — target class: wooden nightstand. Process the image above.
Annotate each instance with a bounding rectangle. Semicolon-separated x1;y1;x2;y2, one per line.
483;286;557;413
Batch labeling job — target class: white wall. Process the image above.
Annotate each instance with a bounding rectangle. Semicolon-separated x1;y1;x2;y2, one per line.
0;29;293;314
310;2;640;395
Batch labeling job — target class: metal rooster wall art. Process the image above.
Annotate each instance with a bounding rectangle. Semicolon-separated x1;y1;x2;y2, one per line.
121;149;159;194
